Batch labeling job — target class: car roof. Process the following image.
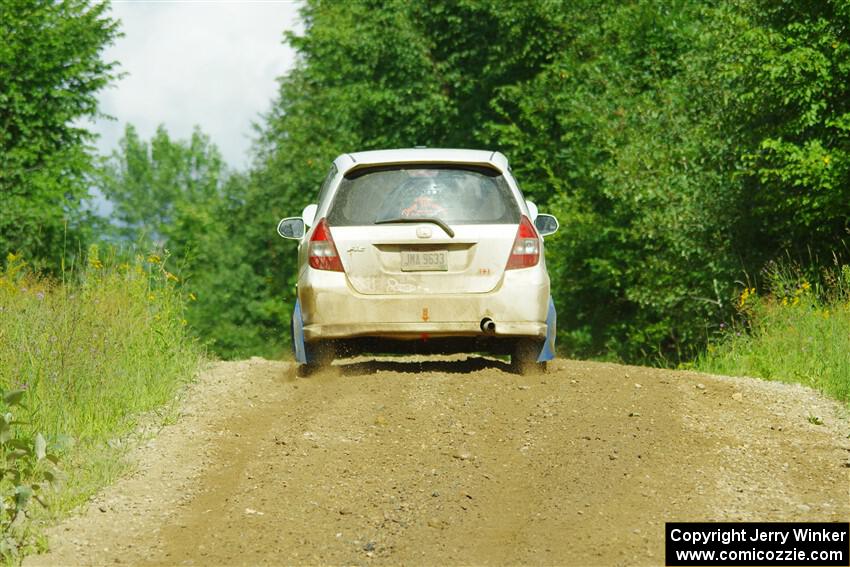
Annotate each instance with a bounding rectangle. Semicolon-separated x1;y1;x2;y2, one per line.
334;148;509;175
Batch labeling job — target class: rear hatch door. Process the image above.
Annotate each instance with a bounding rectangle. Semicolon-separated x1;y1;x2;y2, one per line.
332;223;516;295
325;164;522;295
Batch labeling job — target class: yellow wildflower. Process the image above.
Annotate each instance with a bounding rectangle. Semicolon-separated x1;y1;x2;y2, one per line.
823;155;831;166
781;297;789;306
801;281;811;291
189;292;197;301
147;254;161;264
165;271;179;282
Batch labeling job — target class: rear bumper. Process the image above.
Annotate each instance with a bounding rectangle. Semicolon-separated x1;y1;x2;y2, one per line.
304;321;547;341
298;267;550;341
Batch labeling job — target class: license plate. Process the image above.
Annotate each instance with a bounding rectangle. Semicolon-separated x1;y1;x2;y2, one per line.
401;250;448;271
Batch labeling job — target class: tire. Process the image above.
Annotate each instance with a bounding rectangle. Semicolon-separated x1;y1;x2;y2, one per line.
296;340;335;377
511;338;547;376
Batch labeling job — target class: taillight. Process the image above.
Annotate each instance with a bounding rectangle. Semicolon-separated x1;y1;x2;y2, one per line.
308;218;344;272
505;216;540;270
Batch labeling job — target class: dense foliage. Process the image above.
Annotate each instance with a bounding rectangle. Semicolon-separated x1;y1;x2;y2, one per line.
215;0;850;363
96;125;275;356
4;0;850;365
0;0;119;271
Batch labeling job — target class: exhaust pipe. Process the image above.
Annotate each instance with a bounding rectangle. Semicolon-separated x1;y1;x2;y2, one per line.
480;317;496;334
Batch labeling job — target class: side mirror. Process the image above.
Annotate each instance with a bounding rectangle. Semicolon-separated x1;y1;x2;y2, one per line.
277;217;305;240
525;200;539;220
302;204;318;228
534;214;559;237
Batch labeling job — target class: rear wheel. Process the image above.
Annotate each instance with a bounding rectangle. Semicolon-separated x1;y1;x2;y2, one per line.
296;340;335;377
511;338;546;376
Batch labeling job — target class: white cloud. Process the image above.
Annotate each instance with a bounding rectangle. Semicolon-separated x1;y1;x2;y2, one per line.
93;0;301;170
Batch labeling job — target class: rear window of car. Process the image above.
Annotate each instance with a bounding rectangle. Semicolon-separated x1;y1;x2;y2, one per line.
327;164;520;226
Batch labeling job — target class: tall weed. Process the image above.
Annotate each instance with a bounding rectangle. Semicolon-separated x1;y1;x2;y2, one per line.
698;263;850;404
0;248;203;515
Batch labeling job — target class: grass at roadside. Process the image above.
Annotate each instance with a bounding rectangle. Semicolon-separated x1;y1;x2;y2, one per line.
697;264;850;405
0;247;204;541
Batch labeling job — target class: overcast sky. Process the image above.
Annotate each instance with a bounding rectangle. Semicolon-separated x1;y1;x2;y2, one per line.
93;0;301;170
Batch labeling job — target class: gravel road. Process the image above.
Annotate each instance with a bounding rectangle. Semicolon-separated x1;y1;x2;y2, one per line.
27;357;850;566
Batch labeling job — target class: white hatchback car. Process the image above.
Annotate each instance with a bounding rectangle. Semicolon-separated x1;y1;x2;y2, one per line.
277;148;558;375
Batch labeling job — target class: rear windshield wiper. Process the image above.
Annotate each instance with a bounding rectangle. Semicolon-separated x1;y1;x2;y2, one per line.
374;217;455;238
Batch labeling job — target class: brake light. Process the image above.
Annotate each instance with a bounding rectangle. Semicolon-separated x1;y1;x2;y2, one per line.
505;216;540;270
308;218;344;272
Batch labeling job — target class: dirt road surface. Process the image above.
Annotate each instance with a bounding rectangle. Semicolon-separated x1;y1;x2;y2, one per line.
27;357;850;566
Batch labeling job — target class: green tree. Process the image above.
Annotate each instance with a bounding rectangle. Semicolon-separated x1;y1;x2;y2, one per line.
126;0;850;364
732;0;850;263
96;124;271;357
0;0;120;270
97;124;225;243
245;0;833;363
477;1;749;361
